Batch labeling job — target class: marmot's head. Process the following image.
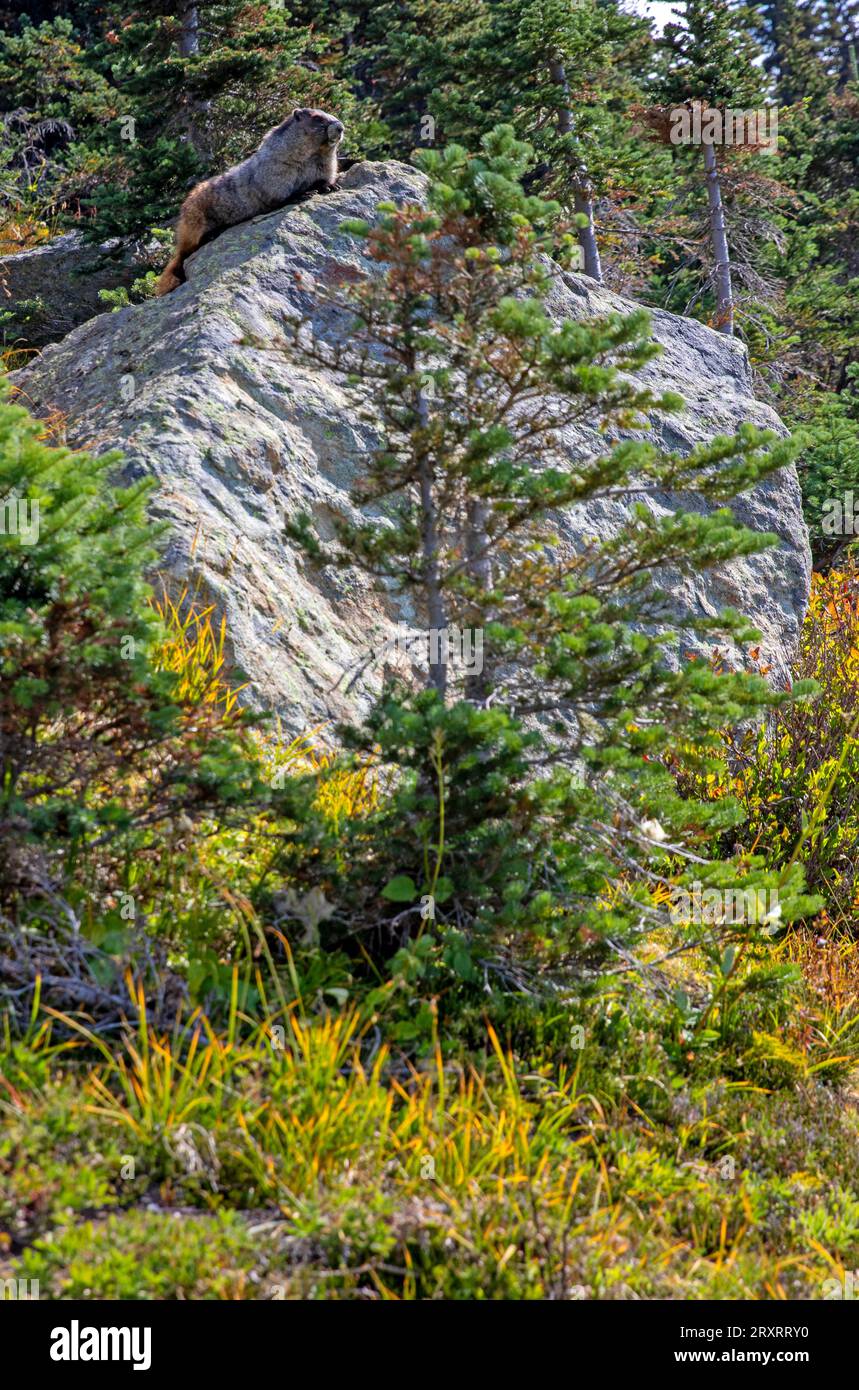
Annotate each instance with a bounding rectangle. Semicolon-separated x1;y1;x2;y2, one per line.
267;108;345;160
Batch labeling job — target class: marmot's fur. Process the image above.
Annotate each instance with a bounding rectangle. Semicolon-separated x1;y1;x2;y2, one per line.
156;108;345;295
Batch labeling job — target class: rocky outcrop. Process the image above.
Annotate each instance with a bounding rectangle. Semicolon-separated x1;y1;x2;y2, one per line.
1;232;158;349
10;161;811;732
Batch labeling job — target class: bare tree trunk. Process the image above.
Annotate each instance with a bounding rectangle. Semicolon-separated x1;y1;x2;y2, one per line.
175;7;214;160
548;57;603;283
702;139;734;336
572;189;603;283
465;499;491;592
464;498;490;703
417;390;448;699
178;6;200;58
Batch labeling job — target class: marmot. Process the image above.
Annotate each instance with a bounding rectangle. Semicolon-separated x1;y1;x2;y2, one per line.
156;108;345;295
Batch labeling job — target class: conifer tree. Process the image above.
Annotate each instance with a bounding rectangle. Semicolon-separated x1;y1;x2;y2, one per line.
815;0;859;87
745;1;859;418
750;0;834;101
0;387;258;916
646;0;775;335
359;0;659;284
271;129;813;970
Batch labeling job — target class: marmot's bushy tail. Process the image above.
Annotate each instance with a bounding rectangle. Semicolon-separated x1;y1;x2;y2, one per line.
156;256;185;296
155;194;211;297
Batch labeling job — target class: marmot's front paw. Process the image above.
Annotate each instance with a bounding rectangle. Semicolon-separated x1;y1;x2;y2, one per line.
320;181;339;194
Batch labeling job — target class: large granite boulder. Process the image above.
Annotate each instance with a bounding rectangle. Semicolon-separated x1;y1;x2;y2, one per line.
10;160;811;732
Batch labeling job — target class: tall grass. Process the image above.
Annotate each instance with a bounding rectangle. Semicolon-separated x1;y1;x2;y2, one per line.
150;583;248;712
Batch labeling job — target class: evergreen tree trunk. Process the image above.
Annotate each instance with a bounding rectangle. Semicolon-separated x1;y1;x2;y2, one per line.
417;390;448;699
176;6;213;160
464;498;491;703
548;57;603;283
178;6;200;58
703;139;734;335
465;500;491;592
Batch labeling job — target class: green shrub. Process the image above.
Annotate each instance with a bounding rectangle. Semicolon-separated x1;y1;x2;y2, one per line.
13;1209;263;1300
0;385;259;923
